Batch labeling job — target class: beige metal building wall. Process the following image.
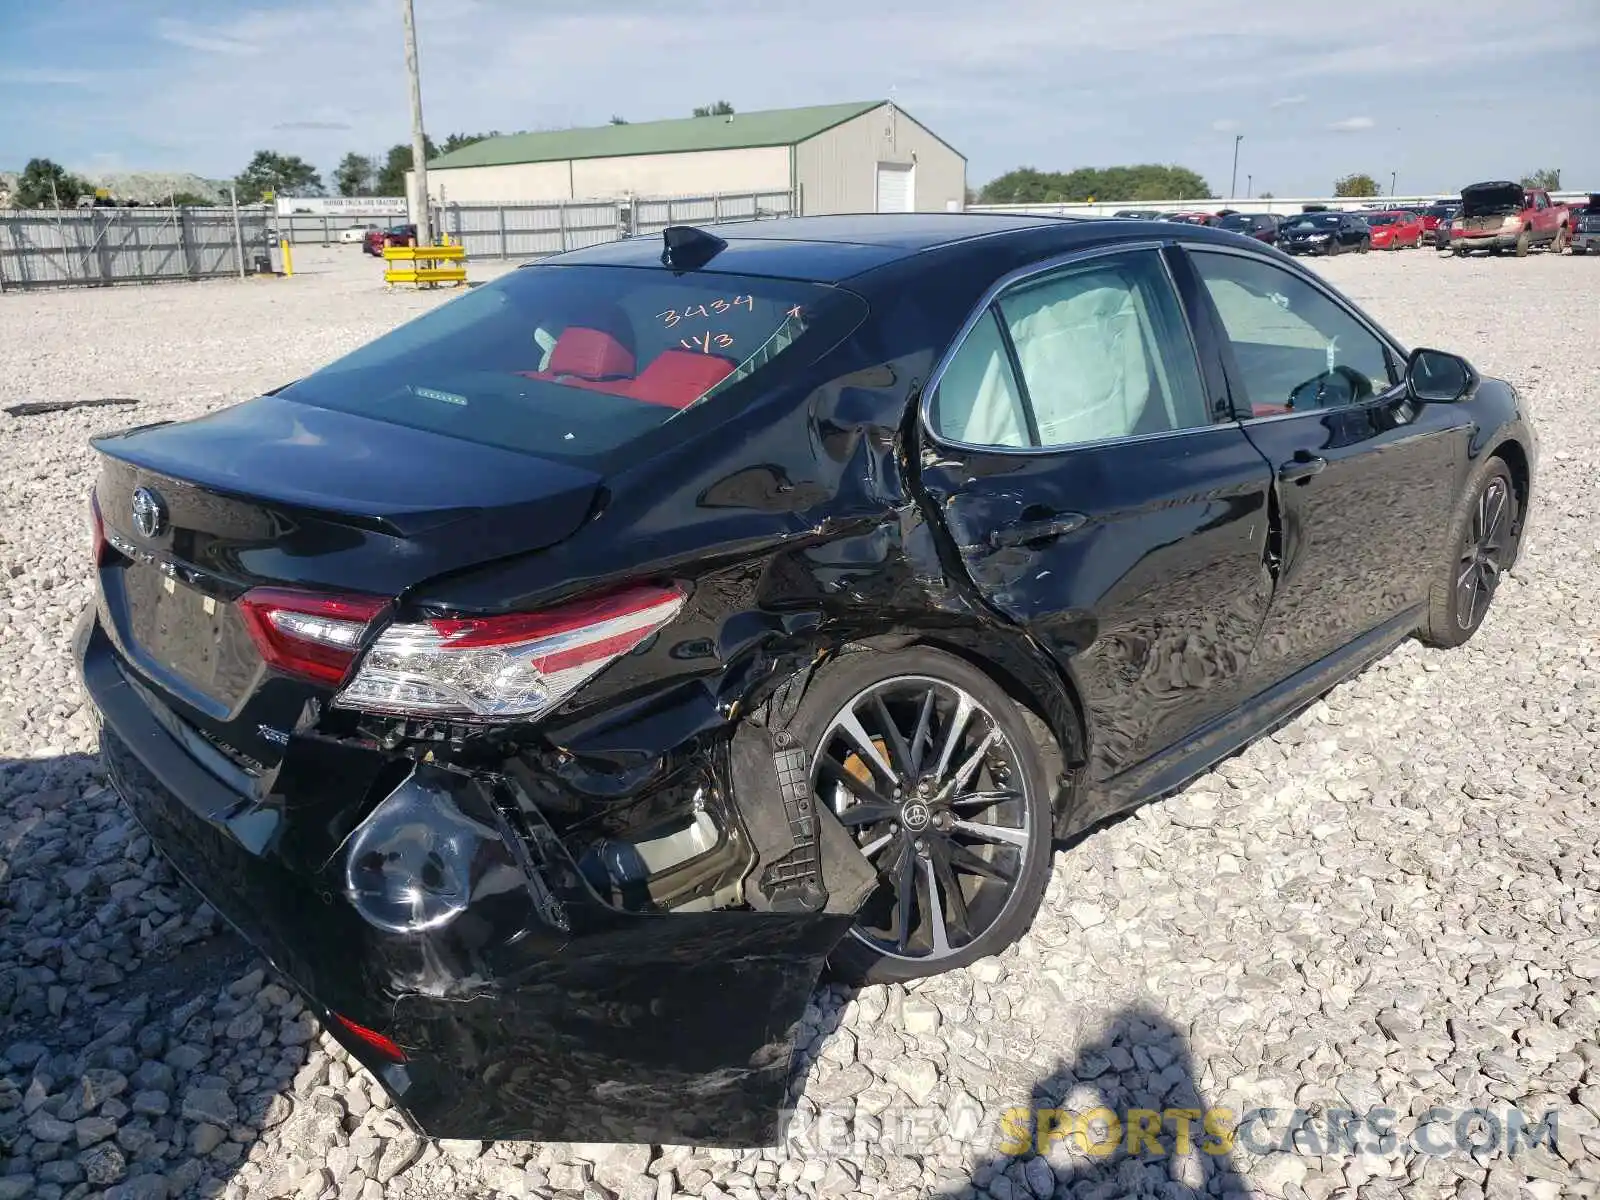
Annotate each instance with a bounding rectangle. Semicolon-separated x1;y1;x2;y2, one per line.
425;161;573;204
794;106;966;214
424;148;789;206
572;147;789;199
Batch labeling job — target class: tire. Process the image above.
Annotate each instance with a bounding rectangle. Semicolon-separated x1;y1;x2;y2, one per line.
1514;227;1530;257
1573;246;1588;256
1360;237;1371;253
1551;225;1569;253
1420;460;1519;648
792;647;1056;985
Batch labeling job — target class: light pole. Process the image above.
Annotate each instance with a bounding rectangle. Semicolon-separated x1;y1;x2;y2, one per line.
401;0;433;246
1390;171;1398;197
1246;173;1252;199
1230;134;1243;199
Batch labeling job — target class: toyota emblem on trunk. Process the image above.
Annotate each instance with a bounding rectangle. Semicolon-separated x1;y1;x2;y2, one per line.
131;487;166;539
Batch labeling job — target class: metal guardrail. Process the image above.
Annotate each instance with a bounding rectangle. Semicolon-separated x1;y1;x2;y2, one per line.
0;206;271;291
382;242;468;287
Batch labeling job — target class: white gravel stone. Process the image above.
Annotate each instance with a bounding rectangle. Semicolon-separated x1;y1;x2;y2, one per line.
1;247;1596;1199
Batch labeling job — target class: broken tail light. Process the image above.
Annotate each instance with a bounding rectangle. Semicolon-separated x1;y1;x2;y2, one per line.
89;492;109;567
238;588;390;686
334;583;685;721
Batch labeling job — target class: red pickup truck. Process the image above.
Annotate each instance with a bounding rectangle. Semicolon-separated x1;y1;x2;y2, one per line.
1446;182;1571;256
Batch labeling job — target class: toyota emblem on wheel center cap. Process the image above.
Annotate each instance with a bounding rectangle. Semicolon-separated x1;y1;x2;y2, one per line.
130;487;166;539
901;800;931;831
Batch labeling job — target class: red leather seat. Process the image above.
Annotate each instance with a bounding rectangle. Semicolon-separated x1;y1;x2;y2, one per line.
544;328;636;380
629;351;736;409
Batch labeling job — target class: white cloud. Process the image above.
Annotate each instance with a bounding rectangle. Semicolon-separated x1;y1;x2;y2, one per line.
155;18;264;57
1269;94;1307;108
1212;119;1241;133
1327;116;1376;131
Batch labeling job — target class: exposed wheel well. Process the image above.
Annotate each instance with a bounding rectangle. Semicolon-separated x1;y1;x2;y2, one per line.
1489;439;1531;555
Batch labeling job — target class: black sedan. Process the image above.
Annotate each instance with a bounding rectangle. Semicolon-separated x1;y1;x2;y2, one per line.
1279;210;1372;254
1217;211;1281;244
78;214;1536;1147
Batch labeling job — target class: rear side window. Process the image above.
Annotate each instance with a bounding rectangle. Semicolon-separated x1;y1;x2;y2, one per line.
278;266;866;468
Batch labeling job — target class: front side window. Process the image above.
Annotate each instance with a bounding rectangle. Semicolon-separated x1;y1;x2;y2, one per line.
930;250;1210;449
1188;250;1395;415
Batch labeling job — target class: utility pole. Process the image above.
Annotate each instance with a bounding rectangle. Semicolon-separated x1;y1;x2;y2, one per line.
1390;171;1398;196
401;0;433;246
1246;173;1252;199
1230;134;1243;199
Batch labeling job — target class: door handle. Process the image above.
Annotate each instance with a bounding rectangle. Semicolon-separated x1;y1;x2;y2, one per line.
1278;454;1327;483
990;512;1088;548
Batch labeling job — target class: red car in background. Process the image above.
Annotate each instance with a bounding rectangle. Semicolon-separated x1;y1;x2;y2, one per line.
363;223;418;256
1419;203;1460;247
1163;211;1221;226
1364;210;1425;250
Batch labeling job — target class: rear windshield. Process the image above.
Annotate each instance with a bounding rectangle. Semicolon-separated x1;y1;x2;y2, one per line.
1366;214;1400;226
1218;214;1255;230
276;264;867;468
1285;215;1341;230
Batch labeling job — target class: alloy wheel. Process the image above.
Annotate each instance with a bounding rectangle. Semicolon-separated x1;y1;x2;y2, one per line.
811;676;1031;964
1457;477;1511;630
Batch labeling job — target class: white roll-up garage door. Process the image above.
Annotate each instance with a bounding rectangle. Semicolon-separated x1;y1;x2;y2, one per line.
875;162;915;213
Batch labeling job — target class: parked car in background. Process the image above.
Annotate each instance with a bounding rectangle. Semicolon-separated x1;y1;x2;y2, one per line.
1164;211;1221;226
340;223;379;245
1420;203;1460;247
363;224;418;256
1112;209;1165;219
78;212;1536;1145
1217;212;1280;244
1569;194;1600;255
1279;211;1371;255
1447;183;1570;256
1365;210;1425;250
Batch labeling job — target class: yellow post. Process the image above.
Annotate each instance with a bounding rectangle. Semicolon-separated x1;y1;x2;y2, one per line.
280;239;294;277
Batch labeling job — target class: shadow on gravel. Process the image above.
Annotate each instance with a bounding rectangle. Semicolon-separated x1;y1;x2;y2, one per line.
0;750;305;1200
934;1005;1251;1200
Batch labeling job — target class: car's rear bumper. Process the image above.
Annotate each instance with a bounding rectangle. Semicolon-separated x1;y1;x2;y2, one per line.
1572;231;1600;251
76;611;849;1146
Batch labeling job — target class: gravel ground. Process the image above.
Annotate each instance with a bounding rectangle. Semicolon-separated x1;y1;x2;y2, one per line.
1;245;1597;1200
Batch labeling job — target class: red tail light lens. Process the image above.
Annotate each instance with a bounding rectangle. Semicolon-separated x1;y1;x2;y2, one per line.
331;1013;406;1062
335;583;685;720
238;588;389;686
89;492;109;567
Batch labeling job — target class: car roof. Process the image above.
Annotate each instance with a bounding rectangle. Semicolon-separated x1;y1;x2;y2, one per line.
544;213;1093;281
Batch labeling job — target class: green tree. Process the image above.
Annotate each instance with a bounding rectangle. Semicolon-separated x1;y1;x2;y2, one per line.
333;153;375;197
977;164;1211;204
1333;173;1380;198
1258;191;1275;199
439;131;500;154
692;101;735;117
609;115;629;125
234;150;323;202
15;158;92;208
1520;167;1560;190
167;191;215;206
375;138;437;196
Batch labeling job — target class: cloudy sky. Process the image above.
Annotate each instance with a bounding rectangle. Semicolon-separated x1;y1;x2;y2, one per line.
3;0;1596;197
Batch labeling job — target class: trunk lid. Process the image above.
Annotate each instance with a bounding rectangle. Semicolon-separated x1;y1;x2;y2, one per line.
1460;181;1527;218
92;394;603;771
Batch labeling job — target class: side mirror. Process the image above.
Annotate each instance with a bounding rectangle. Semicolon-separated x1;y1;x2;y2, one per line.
1406;347;1477;403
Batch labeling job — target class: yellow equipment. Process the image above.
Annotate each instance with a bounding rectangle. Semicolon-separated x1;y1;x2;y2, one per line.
382;242;467;287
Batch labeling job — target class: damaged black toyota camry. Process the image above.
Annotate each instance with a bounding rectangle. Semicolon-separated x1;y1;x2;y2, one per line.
77;214;1535;1146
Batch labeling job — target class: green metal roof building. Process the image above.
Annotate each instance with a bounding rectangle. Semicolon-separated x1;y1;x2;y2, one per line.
417;101;966;216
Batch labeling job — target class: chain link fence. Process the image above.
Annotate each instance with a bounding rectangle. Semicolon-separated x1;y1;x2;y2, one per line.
0;206;273;292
